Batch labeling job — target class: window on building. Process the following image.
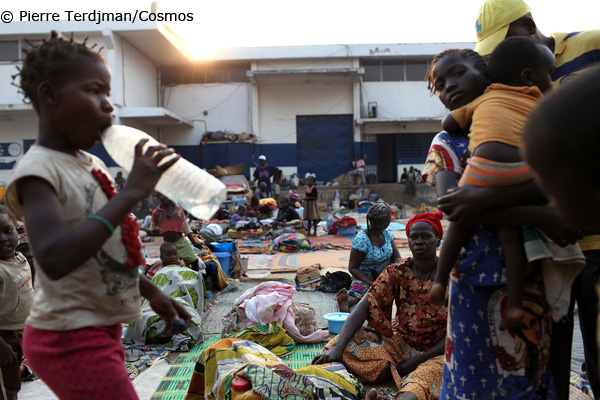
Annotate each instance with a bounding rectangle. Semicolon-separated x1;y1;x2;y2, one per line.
405;61;429;81
381;60;404;81
204;68;217;83
229;66;249;82
362;60;381;82
161;62;251;85
361;58;431;82
0;41;20;62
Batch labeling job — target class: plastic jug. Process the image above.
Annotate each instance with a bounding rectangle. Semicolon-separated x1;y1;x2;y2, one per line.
102;125;226;219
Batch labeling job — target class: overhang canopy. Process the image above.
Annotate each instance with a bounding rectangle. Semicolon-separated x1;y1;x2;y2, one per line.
356;117;442;134
118;107;193;127
247;68;363;84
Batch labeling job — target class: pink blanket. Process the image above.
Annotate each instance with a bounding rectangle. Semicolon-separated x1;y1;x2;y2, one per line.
235;281;329;343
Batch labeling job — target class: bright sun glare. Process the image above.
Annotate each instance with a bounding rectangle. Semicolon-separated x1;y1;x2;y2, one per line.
9;0;599;60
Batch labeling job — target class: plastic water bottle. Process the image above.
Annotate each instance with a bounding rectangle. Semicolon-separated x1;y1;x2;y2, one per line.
102;125;226;219
171;318;185;331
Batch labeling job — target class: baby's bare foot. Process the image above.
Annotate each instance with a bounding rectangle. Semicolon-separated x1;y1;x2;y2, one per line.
336;288;350;312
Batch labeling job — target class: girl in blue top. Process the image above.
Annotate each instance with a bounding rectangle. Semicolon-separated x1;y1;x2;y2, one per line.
336;202;401;312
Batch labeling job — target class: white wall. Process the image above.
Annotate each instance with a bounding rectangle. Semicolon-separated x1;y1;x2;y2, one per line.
121;39;157;108
0;64;24;105
361;81;447;119
161;83;252;146
397;164;426;180
257;82;353;143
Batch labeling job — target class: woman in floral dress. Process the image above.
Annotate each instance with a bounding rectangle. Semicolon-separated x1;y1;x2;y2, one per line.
314;212;447;400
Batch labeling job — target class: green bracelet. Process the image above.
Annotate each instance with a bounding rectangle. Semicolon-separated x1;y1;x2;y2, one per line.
88;214;115;236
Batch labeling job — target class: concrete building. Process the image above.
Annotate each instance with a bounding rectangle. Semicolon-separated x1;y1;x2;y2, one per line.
0;20;474;195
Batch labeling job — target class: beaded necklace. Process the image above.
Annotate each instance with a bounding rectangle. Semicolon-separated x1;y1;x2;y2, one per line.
411;258;437;281
91;168;143;270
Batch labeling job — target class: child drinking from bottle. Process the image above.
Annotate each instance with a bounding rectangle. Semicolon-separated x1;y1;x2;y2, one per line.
5;31;191;399
0;206;34;400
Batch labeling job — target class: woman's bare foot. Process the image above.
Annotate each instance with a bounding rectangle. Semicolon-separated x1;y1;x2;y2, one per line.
499;307;525;331
337;288;350;312
428;282;447;305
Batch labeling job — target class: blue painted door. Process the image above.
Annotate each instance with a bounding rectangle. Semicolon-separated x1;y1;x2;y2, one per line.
296;115;354;181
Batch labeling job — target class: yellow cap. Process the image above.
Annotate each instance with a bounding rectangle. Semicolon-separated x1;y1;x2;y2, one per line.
474;0;531;56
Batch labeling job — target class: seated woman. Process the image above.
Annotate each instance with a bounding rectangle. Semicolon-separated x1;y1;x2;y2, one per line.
314;212;447;400
337;202;401;312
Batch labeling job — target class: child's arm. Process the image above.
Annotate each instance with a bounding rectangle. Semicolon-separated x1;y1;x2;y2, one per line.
442;113;463;134
348;248;374;287
438;179;547;222
149;211;161;234
182;219;204;248
187;233;204;248
390;240;401;264
17;140;179;280
443;104;472;135
435;170;462;198
139;275;191;334
439;140;542;222
0;334;16;366
305;188;318;200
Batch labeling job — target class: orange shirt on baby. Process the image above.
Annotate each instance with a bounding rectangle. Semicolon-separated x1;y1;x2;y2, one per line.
450;83;543;153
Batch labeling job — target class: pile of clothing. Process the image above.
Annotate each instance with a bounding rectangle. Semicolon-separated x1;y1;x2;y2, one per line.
269;233;313;252
222;282;328;343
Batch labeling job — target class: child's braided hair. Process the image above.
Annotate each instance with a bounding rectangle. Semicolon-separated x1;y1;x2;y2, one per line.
13;30;105;109
425;48;487;95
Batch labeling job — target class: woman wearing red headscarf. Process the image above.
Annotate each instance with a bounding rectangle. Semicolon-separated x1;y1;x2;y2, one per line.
313;212;447;400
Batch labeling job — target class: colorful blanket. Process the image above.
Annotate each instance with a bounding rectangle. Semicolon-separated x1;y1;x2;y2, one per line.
270;233;312;253
186;338;365;400
123;265;205;351
123;344;170;380
225;322;295;356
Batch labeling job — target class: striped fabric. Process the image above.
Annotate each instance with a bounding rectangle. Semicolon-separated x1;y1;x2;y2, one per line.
552;30;600;86
550;30;600;252
458;156;534;187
